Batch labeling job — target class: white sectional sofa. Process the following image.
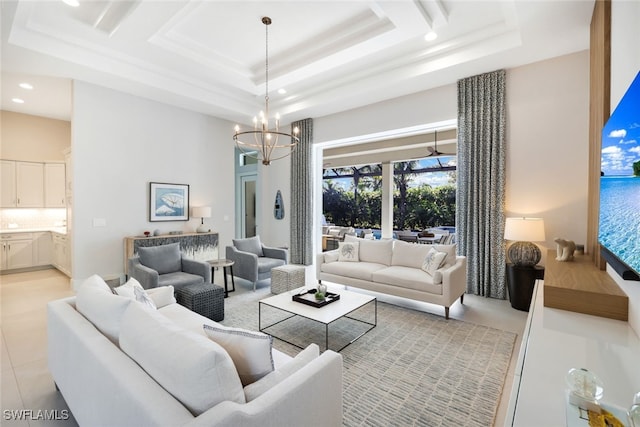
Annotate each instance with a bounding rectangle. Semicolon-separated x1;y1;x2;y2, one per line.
317;236;466;319
48;275;343;427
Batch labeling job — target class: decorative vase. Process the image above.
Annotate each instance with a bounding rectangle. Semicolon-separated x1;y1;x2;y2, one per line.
318;283;327;295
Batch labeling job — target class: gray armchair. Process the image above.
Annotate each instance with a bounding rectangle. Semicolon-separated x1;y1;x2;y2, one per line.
226;236;288;291
128;243;211;291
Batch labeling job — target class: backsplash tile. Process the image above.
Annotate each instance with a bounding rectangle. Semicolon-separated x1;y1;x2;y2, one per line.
0;208;66;230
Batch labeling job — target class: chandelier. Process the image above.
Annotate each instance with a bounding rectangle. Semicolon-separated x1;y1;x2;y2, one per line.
233;17;299;166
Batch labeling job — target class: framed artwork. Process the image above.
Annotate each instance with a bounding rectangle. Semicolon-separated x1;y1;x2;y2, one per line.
149;182;189;222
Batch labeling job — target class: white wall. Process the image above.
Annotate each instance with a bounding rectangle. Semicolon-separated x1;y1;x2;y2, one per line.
610;0;640;335
314;83;457;144
505;50;590;257
308;51;590;261
257;154;291;248
72;81;236;282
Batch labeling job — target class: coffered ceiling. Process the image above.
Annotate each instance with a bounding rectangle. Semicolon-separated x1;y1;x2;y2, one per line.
1;0;594;123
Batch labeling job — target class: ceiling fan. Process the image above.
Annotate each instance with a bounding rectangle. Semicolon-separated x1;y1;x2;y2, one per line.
425;130;454;157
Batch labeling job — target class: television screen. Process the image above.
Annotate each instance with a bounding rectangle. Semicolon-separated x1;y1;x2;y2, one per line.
599;70;640;280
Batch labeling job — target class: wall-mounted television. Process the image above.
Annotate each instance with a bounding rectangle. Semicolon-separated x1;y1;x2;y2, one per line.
598;70;640;281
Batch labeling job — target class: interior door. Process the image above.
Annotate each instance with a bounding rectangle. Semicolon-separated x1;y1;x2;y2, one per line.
241;175;257;238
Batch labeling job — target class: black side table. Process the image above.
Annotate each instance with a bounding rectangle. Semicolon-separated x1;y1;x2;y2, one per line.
506;264;545;311
207;259;236;298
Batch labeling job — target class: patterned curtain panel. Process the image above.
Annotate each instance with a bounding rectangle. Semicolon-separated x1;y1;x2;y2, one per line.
456;69;507;299
290;118;313;265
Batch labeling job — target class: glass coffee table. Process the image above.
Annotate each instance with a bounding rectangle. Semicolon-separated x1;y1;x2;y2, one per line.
259;287;376;352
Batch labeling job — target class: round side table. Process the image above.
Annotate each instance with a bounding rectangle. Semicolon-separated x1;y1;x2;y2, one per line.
208;259;236;298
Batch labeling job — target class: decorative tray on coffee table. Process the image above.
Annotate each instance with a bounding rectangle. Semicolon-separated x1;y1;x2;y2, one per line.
292;289;340;308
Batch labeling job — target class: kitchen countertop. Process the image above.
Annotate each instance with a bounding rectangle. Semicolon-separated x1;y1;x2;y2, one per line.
0;227;67;235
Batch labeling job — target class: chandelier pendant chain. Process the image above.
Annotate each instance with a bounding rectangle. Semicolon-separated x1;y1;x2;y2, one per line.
233;16;299;166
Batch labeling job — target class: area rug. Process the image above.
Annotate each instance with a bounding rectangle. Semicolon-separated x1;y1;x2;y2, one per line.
222;287;516;427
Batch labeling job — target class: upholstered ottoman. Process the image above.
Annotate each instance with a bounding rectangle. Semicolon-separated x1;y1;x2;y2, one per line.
271;265;306;294
175;282;224;321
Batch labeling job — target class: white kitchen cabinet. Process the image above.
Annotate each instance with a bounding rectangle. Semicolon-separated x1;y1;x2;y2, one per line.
1;233;34;270
52;233;70;275
45;163;66;207
16;162;44;207
34;232;53;266
1;160;17;207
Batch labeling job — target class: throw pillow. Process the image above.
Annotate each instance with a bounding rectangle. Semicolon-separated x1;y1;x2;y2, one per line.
338;241;359;262
137;243;182;275
115;277;157;310
76;274;132;344
243;343;320;401
324;251;339;263
421;247;447;276
232;236;264;257
146;285;176;308
120;303;245;415
203;324;274;386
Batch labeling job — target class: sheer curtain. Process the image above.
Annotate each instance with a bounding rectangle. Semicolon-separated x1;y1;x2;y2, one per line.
456;69;507;298
289;118;313;265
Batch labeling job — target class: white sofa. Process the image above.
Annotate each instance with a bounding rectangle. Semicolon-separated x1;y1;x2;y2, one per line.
48;275;343;427
317;236;466;319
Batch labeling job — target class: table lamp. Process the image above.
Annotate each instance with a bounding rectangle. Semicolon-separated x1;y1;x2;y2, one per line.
504;217;545;266
192;206;211;233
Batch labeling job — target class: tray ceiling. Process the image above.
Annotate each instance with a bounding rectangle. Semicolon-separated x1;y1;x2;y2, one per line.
1;0;594;123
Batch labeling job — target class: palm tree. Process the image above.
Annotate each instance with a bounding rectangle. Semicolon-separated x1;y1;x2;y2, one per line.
394;161;419;229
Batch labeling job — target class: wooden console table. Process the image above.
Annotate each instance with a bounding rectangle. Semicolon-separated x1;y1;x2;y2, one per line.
544;249;628;321
124;232;218;275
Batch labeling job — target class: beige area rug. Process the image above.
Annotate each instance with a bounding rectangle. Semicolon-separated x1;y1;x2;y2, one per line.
222;285;515;427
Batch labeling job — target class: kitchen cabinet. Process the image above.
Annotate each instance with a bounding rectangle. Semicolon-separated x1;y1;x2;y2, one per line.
1;161;45;208
1;233;34;270
1;160;16;207
34;232;52;266
45;163;66;207
16;162;44;207
52;233;70;275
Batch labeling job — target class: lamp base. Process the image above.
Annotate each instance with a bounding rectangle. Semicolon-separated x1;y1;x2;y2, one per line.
196;224;210;233
508;241;541;266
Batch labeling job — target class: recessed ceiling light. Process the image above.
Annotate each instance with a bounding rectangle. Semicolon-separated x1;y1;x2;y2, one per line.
424;31;438;42
62;0;80;7
12;98;25;104
19;83;33;90
278;88;287;95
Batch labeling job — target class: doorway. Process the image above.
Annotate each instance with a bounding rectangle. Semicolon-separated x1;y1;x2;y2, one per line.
240;175;256;238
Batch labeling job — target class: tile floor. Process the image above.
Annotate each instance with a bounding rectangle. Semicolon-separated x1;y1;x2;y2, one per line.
1;268;527;426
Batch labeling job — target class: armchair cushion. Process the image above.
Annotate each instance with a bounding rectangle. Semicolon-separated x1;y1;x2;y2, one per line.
232;236;264;257
158;272;204;290
138;243;182;275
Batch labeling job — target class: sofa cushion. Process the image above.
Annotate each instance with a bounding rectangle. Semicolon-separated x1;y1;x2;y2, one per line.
146;286;177;308
391;240;432;269
76;274;132;344
243;343;320;402
320;261;386;281
372;266;443;295
421;247;448;276
138;243;182;275
338;241;359;262
324;251;339;263
432;244;457;266
120;303;245;416
203;324;274;386
345;236;393;266
233;236;264;257
115;277;157;310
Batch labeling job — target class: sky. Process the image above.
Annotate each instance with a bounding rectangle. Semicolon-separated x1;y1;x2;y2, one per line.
601;71;640;177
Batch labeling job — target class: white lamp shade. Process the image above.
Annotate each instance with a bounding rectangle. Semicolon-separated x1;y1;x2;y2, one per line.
504;217;545;242
192;206;211;218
